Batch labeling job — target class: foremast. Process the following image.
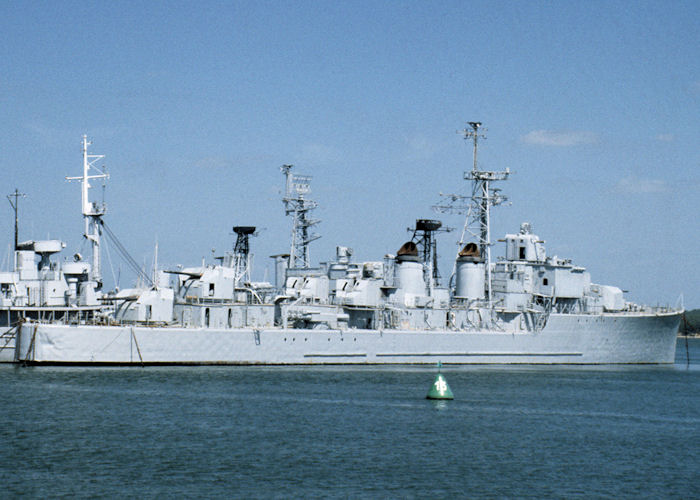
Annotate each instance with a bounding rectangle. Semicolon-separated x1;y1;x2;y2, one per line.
66;136;108;289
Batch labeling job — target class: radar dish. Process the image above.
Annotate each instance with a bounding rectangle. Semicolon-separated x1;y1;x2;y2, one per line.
233;226;256;235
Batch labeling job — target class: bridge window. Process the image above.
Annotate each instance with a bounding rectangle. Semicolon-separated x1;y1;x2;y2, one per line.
205;308;210;327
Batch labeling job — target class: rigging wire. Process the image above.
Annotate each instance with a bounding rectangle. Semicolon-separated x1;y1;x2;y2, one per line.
101;231;119;291
100;220;153;287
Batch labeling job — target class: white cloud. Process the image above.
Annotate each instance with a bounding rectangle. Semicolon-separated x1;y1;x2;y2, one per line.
521;129;598;147
616;175;669;194
655;134;674;142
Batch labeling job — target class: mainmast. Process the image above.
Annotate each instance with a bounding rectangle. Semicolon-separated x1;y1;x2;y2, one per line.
434;122;509;303
7;188;26;251
281;164;320;269
66;135;108;289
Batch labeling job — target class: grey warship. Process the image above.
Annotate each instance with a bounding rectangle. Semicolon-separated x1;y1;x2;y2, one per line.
16;124;682;364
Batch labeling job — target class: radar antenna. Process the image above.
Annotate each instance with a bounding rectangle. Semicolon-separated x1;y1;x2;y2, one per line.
408;219;453;287
433;122;510;302
232;226;257;284
281;165;321;269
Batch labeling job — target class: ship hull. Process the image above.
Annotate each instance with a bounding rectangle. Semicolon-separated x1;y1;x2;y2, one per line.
16;312;680;365
0;328;16;362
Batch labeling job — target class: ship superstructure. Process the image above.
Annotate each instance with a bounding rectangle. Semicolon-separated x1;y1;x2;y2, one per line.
14;126;682;365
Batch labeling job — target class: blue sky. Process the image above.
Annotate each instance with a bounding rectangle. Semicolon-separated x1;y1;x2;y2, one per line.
1;0;698;307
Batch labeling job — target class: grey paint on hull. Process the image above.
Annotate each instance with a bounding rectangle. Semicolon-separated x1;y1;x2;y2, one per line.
17;312;680;365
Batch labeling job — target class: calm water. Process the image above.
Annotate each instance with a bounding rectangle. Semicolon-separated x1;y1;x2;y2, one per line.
2;339;699;499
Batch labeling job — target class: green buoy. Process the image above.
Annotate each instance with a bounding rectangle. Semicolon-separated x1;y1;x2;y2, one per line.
426;362;454;400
